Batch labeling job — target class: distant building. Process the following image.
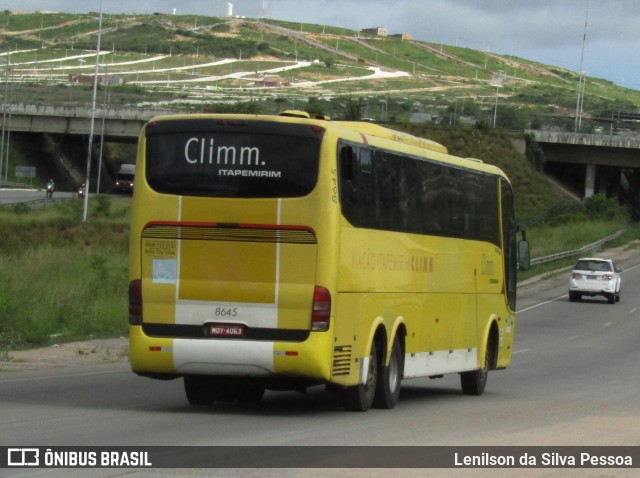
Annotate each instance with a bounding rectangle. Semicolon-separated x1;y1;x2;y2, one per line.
410;112;439;124
253;76;289;87
361;27;388;37
69;74;125;86
390;33;412;41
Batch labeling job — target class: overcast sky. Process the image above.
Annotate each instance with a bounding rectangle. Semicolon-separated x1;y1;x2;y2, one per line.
5;0;640;90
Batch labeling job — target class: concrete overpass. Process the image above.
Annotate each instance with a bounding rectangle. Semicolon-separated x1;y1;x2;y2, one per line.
526;130;640;199
0;104;174;191
4;109;640;204
0;104;174;142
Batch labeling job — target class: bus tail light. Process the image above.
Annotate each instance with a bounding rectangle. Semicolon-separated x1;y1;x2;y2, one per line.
311;286;331;332
129;279;142;325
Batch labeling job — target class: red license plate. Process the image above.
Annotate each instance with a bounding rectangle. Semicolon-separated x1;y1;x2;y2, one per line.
208;324;245;337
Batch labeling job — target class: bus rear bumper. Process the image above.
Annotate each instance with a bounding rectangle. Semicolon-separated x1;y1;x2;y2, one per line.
129;325;333;383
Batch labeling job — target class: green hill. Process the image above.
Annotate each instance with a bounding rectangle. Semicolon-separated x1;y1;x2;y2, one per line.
1;11;639;131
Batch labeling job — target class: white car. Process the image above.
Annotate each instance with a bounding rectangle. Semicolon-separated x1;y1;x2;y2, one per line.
568;257;622;304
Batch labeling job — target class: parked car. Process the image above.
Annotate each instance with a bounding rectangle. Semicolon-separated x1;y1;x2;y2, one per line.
568;257;622;304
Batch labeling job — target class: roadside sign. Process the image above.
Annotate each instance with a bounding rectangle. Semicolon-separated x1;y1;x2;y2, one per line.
15;166;36;178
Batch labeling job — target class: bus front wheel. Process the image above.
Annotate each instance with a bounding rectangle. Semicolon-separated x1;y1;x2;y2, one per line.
460;337;494;396
343;342;378;412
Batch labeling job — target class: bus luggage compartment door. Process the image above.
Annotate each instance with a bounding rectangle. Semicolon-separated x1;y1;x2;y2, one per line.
141;223;318;332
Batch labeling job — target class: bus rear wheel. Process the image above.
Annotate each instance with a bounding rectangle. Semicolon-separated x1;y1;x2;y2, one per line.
235;383;266;403
343;342;378;412
373;335;402;409
184;375;216;406
184;376;265;405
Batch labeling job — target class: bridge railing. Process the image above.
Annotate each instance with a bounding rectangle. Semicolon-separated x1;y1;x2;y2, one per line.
1;103;175;121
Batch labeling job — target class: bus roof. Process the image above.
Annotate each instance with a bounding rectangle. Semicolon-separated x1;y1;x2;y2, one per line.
275;110;448;154
145;112;509;176
332;120;448;155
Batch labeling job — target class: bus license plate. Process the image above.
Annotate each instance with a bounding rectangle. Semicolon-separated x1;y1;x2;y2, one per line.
208;324;245;337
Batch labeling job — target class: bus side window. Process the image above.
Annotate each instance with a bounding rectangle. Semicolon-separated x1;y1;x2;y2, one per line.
356;148;374;225
373;150;400;230
340;146;355;181
338;145;374;227
359;148;372;174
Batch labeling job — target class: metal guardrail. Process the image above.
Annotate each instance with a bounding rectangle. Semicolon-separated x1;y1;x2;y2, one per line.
0;197;77;208
530;230;626;266
0;181;36;189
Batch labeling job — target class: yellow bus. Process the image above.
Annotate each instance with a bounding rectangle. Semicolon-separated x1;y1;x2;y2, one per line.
128;111;530;411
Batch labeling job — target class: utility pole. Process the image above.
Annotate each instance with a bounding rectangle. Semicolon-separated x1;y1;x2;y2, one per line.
82;0;103;222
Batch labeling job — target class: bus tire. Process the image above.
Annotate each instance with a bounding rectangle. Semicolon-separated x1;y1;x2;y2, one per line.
236;384;266;403
208;379;266;403
460;337;493;396
343;342;378;412
183;375;216;406
373;335;402;409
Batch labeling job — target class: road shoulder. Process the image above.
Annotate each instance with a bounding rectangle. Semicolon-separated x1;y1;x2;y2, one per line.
0;337;129;372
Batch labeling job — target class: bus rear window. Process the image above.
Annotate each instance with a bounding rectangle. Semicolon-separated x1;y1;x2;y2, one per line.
145;119;323;198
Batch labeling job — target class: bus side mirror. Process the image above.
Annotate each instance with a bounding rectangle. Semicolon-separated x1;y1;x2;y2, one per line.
340;146;354;181
518;239;530;271
516;224;530;271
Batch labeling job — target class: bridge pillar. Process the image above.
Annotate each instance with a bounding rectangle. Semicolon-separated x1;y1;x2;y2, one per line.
585;163;596;198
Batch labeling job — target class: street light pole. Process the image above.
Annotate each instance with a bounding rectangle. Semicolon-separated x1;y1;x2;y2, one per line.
492;70;504;128
96;63;108;195
82;0;103;222
575;0;588;133
493;82;499;128
0;56;9;182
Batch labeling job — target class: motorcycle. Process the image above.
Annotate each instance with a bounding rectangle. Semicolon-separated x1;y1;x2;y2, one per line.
46;184;54;199
77;184;86;198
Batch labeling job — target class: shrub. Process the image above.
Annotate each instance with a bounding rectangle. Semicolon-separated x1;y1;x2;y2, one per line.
583;194;628;221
